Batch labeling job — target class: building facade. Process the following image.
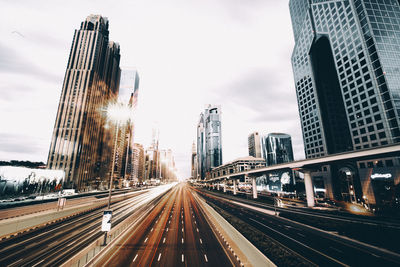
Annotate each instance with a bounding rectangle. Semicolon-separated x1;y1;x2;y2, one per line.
290;0;400;159
197;113;206;179
191;142;198;179
289;1;400;206
197;105;222;179
248;132;262;158
47;15;121;191
113;70;140;187
132;143;145;183
261;133;294;166
208;156;265;179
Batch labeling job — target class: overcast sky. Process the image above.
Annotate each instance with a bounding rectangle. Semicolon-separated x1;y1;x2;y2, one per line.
0;0;304;178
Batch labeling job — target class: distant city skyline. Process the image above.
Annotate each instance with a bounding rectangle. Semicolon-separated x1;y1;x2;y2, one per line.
0;0;303;178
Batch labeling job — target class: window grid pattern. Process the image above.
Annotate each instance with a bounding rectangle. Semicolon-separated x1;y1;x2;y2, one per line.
290;0;400;158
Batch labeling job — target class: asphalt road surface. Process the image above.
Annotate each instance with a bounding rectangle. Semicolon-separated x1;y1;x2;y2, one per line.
94;183;234;267
0;188;166;267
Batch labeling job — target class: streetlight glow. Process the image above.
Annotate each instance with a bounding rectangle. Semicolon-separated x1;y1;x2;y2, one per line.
106;102;134;123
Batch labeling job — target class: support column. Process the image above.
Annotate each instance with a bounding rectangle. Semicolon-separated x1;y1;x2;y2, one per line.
217;182;220;191
233;179;237;195
223;180;226;193
304;170;315;207
252;177;257;199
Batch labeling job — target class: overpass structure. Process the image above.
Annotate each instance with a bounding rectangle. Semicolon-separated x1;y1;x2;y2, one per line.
198;144;400;207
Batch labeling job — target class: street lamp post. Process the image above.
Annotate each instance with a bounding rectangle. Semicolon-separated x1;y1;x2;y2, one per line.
102;102;134;246
107;121;120;209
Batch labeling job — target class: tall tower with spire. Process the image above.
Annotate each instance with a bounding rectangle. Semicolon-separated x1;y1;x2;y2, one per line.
47;15;121;190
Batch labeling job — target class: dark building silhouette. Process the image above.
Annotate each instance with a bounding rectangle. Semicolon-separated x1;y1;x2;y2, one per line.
47;15;121;191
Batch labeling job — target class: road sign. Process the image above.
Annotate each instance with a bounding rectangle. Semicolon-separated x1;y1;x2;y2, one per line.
102;210;112;232
57;198;66;211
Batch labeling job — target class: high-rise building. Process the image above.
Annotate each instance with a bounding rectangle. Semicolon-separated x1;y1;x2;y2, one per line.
197;113;206;179
289;1;400;206
132;143;145;183
290;0;400;159
197;105;222;179
248;132;262;158
113;70;139;186
261;133;294;166
160;149;176;182
47;15;121;191
191;142;198;179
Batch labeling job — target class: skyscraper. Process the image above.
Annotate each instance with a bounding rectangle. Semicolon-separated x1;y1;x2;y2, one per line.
197;105;222;179
290;0;400;159
191;142;198;179
289;1;400;206
248;132;262;158
113;70;139;186
197;113;205;179
261;133;294;166
132;143;145;183
47;15;121;190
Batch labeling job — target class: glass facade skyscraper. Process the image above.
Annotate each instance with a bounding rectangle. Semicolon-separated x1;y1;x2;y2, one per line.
248;132;262;158
197;105;222;179
290;0;400;159
261;133;294;166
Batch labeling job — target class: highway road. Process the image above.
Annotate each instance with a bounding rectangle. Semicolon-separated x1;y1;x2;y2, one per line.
197;188;400;267
0;188;143;221
94;183;235;267
0;186;171;267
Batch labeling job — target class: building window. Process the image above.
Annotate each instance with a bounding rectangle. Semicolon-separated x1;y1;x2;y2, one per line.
385;160;393;167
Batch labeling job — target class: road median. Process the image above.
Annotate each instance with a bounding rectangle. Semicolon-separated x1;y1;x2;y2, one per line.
193;191;276;267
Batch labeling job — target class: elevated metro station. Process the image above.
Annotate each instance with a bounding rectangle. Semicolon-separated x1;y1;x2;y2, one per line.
198;144;400;209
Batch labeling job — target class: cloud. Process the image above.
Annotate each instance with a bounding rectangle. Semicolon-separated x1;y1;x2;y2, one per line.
28;31;67;48
219;69;298;122
0;42;62;83
0;133;42;154
217;0;274;22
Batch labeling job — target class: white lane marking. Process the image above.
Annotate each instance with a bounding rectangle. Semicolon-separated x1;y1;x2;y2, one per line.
156;220;158;223
151;228;154;232
182;238;184;244
182;254;184;262
169;220;171;224
182;228;184;232
67;239;78;247
182;220;184;224
196;228;199;232
166;227;169;232
163;237;166;243
144;237;148;243
204;254;208;262
158;253;162;261
195;221;197;224
200;238;203;244
371;253;381;258
31;259;44;267
133;254;138;262
297;233;305;237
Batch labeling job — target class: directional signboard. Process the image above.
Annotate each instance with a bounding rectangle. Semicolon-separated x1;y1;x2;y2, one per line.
101;210;112;232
